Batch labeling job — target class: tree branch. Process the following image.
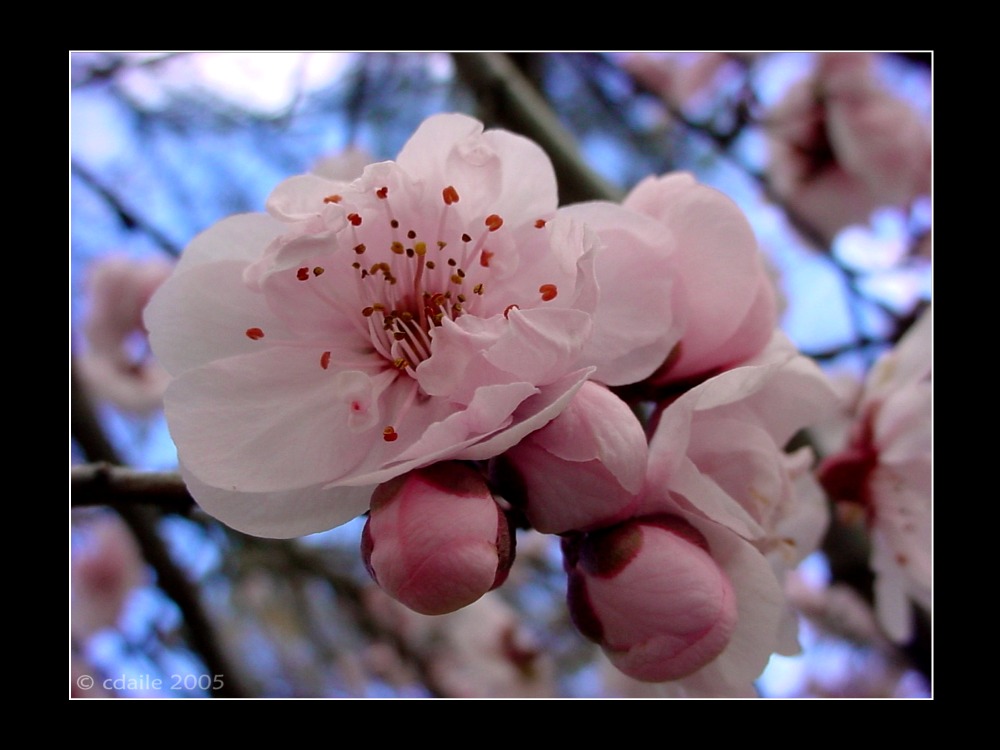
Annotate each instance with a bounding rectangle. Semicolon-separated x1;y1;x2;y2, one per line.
72;463;195;514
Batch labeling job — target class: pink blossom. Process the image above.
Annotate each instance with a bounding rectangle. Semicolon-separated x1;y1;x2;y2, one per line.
72;515;147;639
637;332;839;671
145;113;680;538
766;53;932;243
621;172;778;386
642;332;839;570
818;307;931;642
78;256;173;413
361;462;513;615
620;52;731;112
497;381;644;534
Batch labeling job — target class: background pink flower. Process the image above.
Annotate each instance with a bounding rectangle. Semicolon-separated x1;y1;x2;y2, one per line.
818;308;931;642
78;256;173;413
766;53;931;243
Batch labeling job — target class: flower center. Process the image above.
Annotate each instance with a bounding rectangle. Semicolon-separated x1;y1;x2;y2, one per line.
245;181;559;445
333;184;538;375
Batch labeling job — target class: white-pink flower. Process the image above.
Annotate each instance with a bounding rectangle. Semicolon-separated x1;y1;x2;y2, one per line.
766;53;931;243
145;113;680;538
818;307;931;642
78;256;173;413
642;332;839;568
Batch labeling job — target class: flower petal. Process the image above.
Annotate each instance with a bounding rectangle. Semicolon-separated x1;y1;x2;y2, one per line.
165;350;381;492
182;462;373;538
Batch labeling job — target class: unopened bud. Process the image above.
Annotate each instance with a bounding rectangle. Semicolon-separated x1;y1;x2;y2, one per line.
564;515;737;682
362;462;515;616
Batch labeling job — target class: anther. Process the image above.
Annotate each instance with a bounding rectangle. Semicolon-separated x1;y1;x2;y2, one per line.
383;426;399;442
485;214;504;231
347;213;362;226
354;243;367;254
461;233;472;243
407;230;417;239
320;351;331;370
480;250;494;267
390;219;399;229
391;242;405;255
503;304;519;318
245;327;265;340
297;267;310;281
443;186;460;205
534;219;547;228
323;194;342;204
539;284;558;302
313;266;325;276
376;186;389;199
473;283;485;295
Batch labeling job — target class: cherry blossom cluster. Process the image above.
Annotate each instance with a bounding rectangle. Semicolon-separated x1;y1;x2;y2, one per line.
145;113;840;696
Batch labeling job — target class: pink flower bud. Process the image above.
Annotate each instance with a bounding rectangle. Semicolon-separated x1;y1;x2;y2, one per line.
361;462;514;616
564;515;737;682
497;382;644;534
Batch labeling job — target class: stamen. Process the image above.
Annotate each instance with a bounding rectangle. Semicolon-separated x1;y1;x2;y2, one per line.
539;284;558;302
245;327;265;340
